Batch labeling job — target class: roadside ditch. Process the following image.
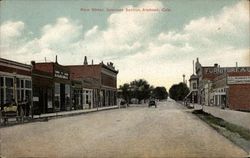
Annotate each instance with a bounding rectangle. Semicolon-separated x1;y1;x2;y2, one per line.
192;109;250;156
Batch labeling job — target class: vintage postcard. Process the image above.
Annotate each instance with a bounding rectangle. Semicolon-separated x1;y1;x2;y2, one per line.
0;0;250;157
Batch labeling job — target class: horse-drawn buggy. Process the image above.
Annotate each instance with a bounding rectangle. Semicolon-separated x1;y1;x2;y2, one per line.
0;99;29;125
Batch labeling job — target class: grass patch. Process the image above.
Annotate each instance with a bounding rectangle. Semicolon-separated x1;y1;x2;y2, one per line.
193;110;250;141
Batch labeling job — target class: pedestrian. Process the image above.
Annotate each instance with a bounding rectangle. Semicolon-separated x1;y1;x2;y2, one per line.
25;99;30;117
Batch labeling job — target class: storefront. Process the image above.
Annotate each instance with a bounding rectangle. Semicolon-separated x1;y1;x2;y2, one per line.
67;57;118;108
32;60;71;112
32;68;53;114
0;58;32;115
72;80;83;110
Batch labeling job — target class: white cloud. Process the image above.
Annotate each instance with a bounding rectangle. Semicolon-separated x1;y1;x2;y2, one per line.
77;1;164;58
0;21;25;40
39;17;83;50
184;1;249;36
0;1;249;88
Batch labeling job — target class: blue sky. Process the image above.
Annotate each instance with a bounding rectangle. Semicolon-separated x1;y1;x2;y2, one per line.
0;0;249;89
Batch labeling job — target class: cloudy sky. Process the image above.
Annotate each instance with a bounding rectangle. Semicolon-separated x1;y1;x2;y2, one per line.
0;0;249;89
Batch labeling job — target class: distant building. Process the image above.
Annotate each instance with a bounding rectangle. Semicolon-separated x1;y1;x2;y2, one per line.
194;58;250;111
185;74;198;104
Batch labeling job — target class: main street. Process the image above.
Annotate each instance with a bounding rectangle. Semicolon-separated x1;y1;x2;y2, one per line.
0;100;247;157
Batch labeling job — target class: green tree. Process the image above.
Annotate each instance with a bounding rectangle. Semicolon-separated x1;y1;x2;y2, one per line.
130;79;152;103
152;87;168;100
169;82;189;101
119;83;131;103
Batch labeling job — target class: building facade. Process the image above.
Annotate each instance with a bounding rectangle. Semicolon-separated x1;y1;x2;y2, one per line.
31;59;71;113
0;58;32;108
195;58;250;111
213;72;250;111
67;57;118;109
185;74;198;104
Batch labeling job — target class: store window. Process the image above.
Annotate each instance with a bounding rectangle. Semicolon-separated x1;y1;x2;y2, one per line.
47;89;53;109
65;84;70;106
21;79;24;88
0;76;31;104
16;78;20;88
0;77;3;105
0;77;3;87
25;80;31;88
6;77;13;87
54;83;60;110
5;77;13;103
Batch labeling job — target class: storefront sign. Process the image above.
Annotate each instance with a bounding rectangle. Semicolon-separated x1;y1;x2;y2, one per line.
227;76;250;84
54;70;69;79
33;97;39;102
48;101;52;108
204;67;250;74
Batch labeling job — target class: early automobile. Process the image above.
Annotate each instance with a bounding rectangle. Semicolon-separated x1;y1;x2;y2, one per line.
148;100;157;108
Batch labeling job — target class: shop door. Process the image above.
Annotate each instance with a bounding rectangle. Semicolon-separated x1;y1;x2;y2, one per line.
60;84;65;111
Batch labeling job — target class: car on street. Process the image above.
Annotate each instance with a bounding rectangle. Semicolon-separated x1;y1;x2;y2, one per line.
148;100;157;108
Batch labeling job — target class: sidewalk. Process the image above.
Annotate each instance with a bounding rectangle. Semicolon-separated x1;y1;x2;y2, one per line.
1;106;119;126
33;105;119;119
193;104;250;130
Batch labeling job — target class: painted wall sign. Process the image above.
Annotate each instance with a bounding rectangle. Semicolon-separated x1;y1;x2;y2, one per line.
54;70;69;79
204;67;250;74
227;76;250;84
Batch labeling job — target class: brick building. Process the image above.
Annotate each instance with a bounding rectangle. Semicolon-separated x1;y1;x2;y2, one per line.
66;57;119;109
213;72;250;111
194;58;250;111
0;58;32;108
31;58;71;113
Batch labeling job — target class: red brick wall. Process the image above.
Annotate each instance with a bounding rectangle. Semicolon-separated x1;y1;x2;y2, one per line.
228;84;250;111
67;65;101;80
34;63;54;74
0;65;31;76
228;72;250;76
101;73;116;88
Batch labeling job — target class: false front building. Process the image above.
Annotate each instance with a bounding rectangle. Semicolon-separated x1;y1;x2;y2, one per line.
195;58;250;111
66;57;119;109
31;59;71;114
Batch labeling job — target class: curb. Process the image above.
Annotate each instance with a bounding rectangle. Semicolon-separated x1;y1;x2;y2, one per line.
0;106;119;128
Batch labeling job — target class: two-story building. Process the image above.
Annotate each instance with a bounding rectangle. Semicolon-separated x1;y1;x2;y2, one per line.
195;58;250;111
31;57;71;113
67;56;119;109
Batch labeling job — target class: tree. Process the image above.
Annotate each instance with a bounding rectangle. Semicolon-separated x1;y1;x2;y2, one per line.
169;82;189;101
119;83;131;103
130;79;153;103
152;87;168;100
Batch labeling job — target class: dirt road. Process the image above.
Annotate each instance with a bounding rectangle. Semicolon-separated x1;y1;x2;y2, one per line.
0;100;247;157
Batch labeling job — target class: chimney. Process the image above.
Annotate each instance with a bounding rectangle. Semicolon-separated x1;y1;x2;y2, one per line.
84;56;88;65
214;63;218;67
92;59;93;65
55;55;58;63
31;61;36;70
236;62;238;72
192;60;194;74
183;74;185;83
